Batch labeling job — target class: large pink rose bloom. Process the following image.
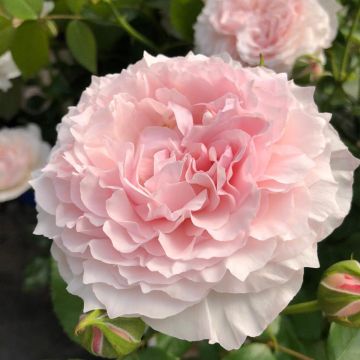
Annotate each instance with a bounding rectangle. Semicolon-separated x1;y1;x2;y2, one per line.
32;53;358;350
195;0;340;73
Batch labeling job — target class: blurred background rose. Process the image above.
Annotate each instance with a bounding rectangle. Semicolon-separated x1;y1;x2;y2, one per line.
194;0;341;73
0;124;50;202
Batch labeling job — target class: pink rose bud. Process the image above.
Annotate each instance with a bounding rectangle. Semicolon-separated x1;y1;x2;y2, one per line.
318;260;360;327
292;55;324;83
309;61;324;81
75;310;146;358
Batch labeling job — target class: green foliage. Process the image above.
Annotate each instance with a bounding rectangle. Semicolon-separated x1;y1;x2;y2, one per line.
11;20;49;77
0;18;15;56
170;0;203;41
290;311;324;341
66;20;97;73
0;0;43;19
273;317;306;359
223;344;276;360
156;334;192;357
0;78;22;119
23;256;50;292
198;342;222;360
51;260;83;344
66;0;86;14
327;323;360;360
125;347;177;360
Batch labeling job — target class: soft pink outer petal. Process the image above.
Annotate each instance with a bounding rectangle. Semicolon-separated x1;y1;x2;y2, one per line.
144;271;304;350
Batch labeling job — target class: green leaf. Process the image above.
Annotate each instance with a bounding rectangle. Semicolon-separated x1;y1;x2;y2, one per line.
0;22;15;56
136;347;177;360
223;343;276;360
273;317;307;360
303;341;328;360
343;72;359;100
11;20;49;77
1;0;43;19
66;20;97;73
0;16;11;29
66;0;86;14
26;0;43;14
51;260;83;344
256;317;281;342
327;323;360;360
156;333;192;357
328;43;346;80
170;0;203;41
290;311;324;341
23;256;50;292
198;341;221;360
146;0;169;9
0;78;22;120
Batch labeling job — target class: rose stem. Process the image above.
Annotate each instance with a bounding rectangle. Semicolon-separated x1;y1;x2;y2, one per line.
267;341;314;360
103;0;159;52
281;300;321;315
340;3;360;81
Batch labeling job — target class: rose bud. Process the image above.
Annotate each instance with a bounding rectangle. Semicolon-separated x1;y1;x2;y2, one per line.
75;310;146;358
318;260;360;327
292;55;325;84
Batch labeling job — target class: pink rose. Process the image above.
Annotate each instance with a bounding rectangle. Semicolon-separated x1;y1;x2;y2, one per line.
32;53;358;350
0;124;50;202
194;0;340;73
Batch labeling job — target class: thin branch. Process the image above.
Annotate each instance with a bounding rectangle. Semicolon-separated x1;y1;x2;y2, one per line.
45;14;84;20
104;0;159;52
329;49;340;81
340;4;360;81
268;341;314;360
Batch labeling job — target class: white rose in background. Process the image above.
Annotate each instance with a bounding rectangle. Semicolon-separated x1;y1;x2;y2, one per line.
194;0;341;73
0;124;50;202
0;52;20;92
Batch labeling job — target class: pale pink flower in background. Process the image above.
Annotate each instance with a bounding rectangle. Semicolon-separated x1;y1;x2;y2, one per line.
194;0;341;73
32;53;358;350
0;124;50;202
